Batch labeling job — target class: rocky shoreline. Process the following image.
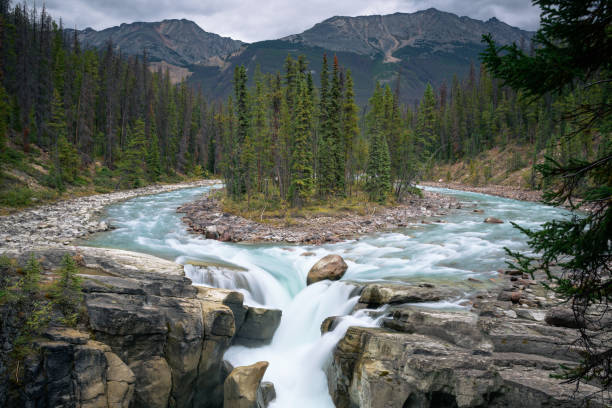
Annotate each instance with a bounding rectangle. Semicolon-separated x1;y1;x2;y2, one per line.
178;191;459;244
421;181;543;202
0;180;218;252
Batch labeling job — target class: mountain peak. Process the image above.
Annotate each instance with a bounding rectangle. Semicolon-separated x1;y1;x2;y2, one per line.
282;10;531;58
75;19;243;67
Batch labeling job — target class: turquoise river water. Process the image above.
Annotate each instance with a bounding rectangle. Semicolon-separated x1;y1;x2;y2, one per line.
85;185;570;407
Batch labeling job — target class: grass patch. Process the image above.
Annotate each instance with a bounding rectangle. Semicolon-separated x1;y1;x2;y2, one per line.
221;190;393;226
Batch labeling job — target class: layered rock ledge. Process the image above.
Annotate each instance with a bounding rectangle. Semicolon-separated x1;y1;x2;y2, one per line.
325;275;611;408
0;247;281;408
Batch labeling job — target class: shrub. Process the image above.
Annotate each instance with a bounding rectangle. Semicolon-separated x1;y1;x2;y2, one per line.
0;187;33;207
50;254;83;326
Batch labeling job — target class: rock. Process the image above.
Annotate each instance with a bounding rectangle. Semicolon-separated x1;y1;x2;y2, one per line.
359;283;457;306
205;225;219;239
473;209;484;213
516;308;546;321
321;316;342;334
484;217;504;224
259;381;276;407
235;307;282;346
300;251;316;256
510;292;522;304
306;254;348;285
327;320;606;408
224;361;269;408
545;307;584;329
3;248;238;408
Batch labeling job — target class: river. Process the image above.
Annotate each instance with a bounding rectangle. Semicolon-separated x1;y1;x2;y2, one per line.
84;184;569;407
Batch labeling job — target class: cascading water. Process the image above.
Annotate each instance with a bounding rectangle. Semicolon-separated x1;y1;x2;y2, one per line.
85;184;571;407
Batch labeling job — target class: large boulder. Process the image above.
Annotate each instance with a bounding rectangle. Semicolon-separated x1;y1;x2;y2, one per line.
306;254;348;285
358;283;458;307
224;361;269;408
544;307;584;329
235;307;282;346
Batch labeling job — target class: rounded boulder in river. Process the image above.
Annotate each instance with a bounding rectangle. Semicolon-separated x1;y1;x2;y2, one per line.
306;254;348;285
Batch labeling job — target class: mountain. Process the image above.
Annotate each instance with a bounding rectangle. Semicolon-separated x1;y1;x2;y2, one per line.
282;9;528;59
74;19;244;67
73;9;532;104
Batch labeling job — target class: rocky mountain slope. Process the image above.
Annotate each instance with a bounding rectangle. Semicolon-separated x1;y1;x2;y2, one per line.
282;9;528;60
74;19;244;67
73;9;532;104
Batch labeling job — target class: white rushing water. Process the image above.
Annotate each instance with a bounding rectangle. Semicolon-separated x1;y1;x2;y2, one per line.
85;184;570;407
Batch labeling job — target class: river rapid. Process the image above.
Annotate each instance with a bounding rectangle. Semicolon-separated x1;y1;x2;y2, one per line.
84;185;570;407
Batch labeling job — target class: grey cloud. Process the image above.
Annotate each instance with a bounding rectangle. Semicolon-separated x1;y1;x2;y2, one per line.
45;0;540;42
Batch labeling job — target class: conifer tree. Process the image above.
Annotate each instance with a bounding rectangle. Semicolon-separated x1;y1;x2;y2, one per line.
342;70;360;192
365;83;392;202
317;54;332;197
118;118;146;188
47;88;79;188
146;121;162;182
289;80;314;207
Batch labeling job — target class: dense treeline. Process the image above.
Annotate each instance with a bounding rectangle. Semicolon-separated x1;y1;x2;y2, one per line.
411;64;606;185
220;55;606;207
0;1;214;197
1;1;605;210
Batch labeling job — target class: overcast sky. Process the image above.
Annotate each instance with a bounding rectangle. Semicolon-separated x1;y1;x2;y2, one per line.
45;0;541;43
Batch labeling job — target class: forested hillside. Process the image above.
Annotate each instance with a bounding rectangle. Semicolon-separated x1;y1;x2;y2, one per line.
1;0;606;213
218;55;607;210
0;1;213;210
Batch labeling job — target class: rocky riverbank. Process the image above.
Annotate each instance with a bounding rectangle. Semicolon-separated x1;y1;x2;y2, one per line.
421;181;543;202
0;180;218;252
178;191;459;244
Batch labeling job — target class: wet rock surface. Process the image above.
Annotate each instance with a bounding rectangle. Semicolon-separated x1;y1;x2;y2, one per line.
177;191;458;244
307;254;348;285
0;180;216;252
223;361;270;408
0;248;281;408
234;307;282;347
327;272;611;408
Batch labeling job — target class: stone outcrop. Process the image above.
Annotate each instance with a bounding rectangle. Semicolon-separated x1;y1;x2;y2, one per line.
0;248;281;408
224;361;270;408
235;307;282;346
357;282;460;307
327;279;610;408
307;255;348;285
2;328;135;408
484;217;504;224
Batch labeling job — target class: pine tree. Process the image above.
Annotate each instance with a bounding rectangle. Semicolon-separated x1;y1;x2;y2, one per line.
118;118;146;188
317;54;332;197
365;83;392;203
0;84;9;152
342;70;359;193
329;55;345;196
289;80;314;207
47;88;79;188
146;121;162;182
51;254;82;327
